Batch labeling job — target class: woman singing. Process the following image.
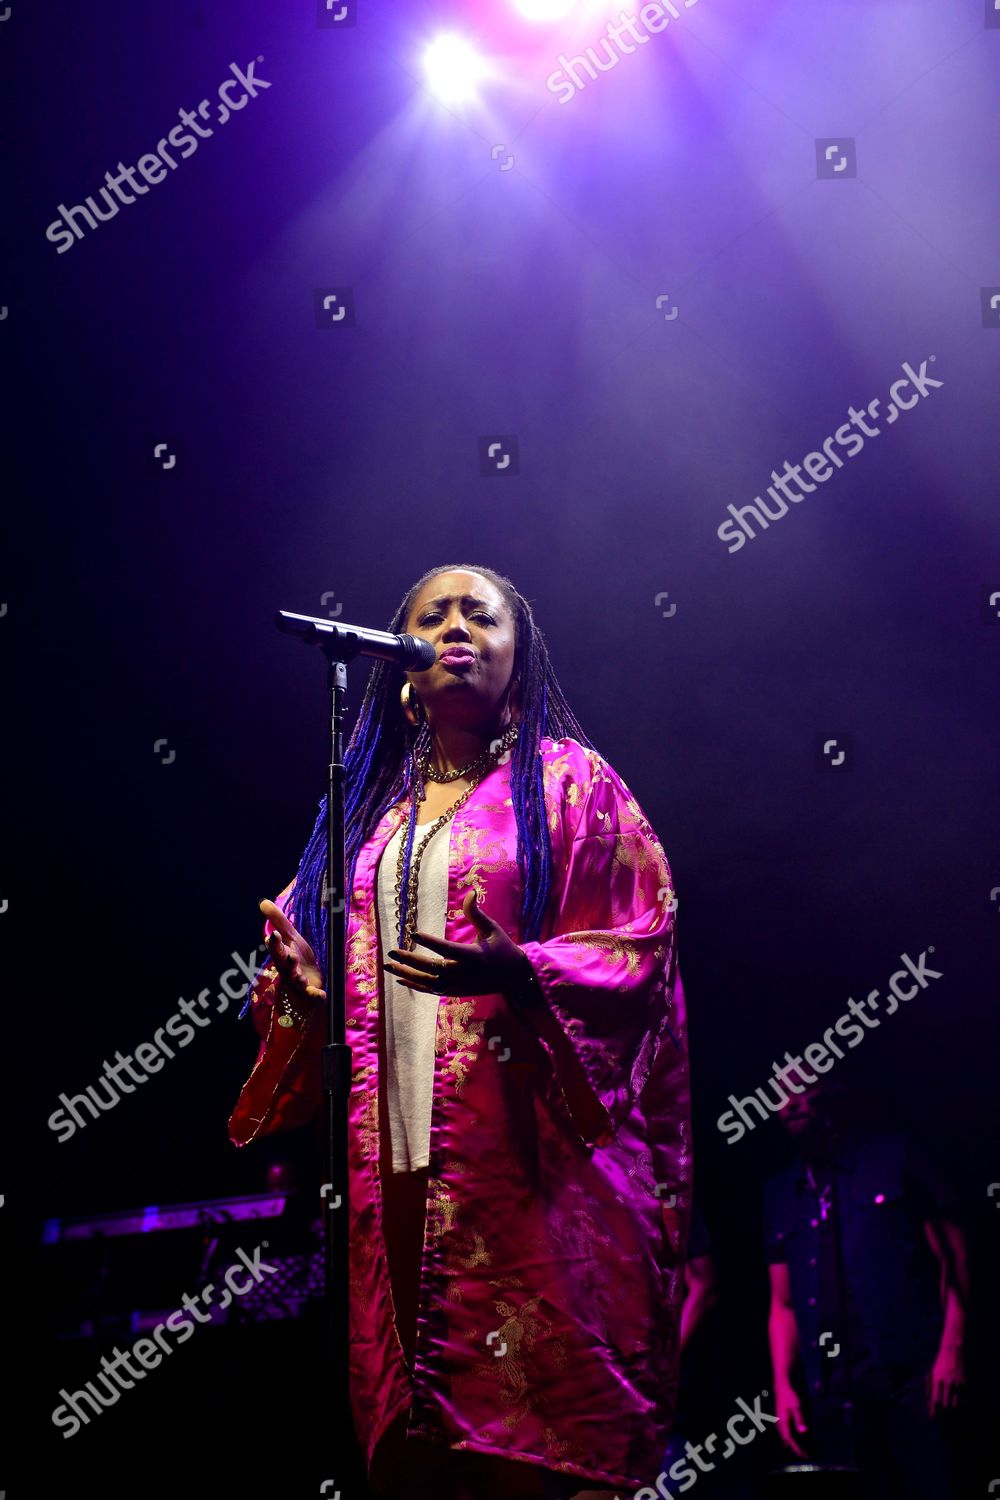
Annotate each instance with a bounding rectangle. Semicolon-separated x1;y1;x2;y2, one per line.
228;565;691;1500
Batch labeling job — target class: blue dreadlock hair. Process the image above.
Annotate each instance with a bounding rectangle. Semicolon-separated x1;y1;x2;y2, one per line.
290;564;597;985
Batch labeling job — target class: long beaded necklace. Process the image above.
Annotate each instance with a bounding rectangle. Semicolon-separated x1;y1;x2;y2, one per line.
393;722;518;952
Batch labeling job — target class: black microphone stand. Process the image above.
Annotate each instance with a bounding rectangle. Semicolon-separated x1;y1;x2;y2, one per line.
273;617;365;1469
320;644;353;1405
275;611;432;1485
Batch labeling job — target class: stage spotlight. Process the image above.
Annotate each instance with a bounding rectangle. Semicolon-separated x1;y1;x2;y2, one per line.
422;34;487;103
512;0;576;18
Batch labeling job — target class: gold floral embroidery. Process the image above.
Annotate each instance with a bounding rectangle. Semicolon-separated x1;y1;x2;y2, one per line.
540;1426;573;1465
542;751;574;798
542;751;575;833
489;1273;525;1291
452;823;514;904
611;829;661;883
425;1176;460;1241
349;1226;376;1314
563;931;641;973
454;1227;492;1270
436;999;485;1094
488;1294;564;1433
623;792;652;832
471;800;507;817
353;1076;379;1161
582;747;610;777
491;1295;542;1399
347;909;380;1014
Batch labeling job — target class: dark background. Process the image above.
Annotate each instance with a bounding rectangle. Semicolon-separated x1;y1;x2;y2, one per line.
7;0;999;1493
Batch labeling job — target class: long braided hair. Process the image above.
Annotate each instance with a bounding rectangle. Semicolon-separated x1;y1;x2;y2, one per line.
290;564;596;983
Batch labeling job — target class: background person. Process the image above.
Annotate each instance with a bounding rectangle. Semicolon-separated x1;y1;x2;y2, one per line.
764;1078;967;1499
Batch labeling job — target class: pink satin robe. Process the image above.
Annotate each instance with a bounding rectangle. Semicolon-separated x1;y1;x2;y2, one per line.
228;735;691;1492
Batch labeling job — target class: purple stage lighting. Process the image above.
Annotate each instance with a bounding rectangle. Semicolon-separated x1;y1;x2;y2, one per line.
422;33;488;103
513;0;577;19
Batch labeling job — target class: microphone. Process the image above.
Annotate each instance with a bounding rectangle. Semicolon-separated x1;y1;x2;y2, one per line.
275;610;436;671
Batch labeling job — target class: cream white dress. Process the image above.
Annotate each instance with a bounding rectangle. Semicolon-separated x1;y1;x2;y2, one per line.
375;819;450;1172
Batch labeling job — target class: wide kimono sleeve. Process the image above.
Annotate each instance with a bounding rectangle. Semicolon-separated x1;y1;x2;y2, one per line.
226;880;326;1147
518;743;684;1151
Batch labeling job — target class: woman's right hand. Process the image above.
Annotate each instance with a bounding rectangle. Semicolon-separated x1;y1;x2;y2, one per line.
260;899;327;1002
774;1382;809;1459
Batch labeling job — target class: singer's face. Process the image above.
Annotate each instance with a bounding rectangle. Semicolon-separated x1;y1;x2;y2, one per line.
405;571;517;725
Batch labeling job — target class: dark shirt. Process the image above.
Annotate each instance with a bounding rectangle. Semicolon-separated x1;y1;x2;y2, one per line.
814;1173;888;1397
763;1130;958;1400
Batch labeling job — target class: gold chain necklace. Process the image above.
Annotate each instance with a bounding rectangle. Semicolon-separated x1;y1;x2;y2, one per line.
417;721;518;784
394;723;518;951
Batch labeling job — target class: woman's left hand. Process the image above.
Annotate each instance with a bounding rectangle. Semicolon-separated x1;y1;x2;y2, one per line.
927;1344;965;1415
384;890;531;997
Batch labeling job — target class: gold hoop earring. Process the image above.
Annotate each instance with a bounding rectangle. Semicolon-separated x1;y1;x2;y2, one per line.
401;681;423;727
